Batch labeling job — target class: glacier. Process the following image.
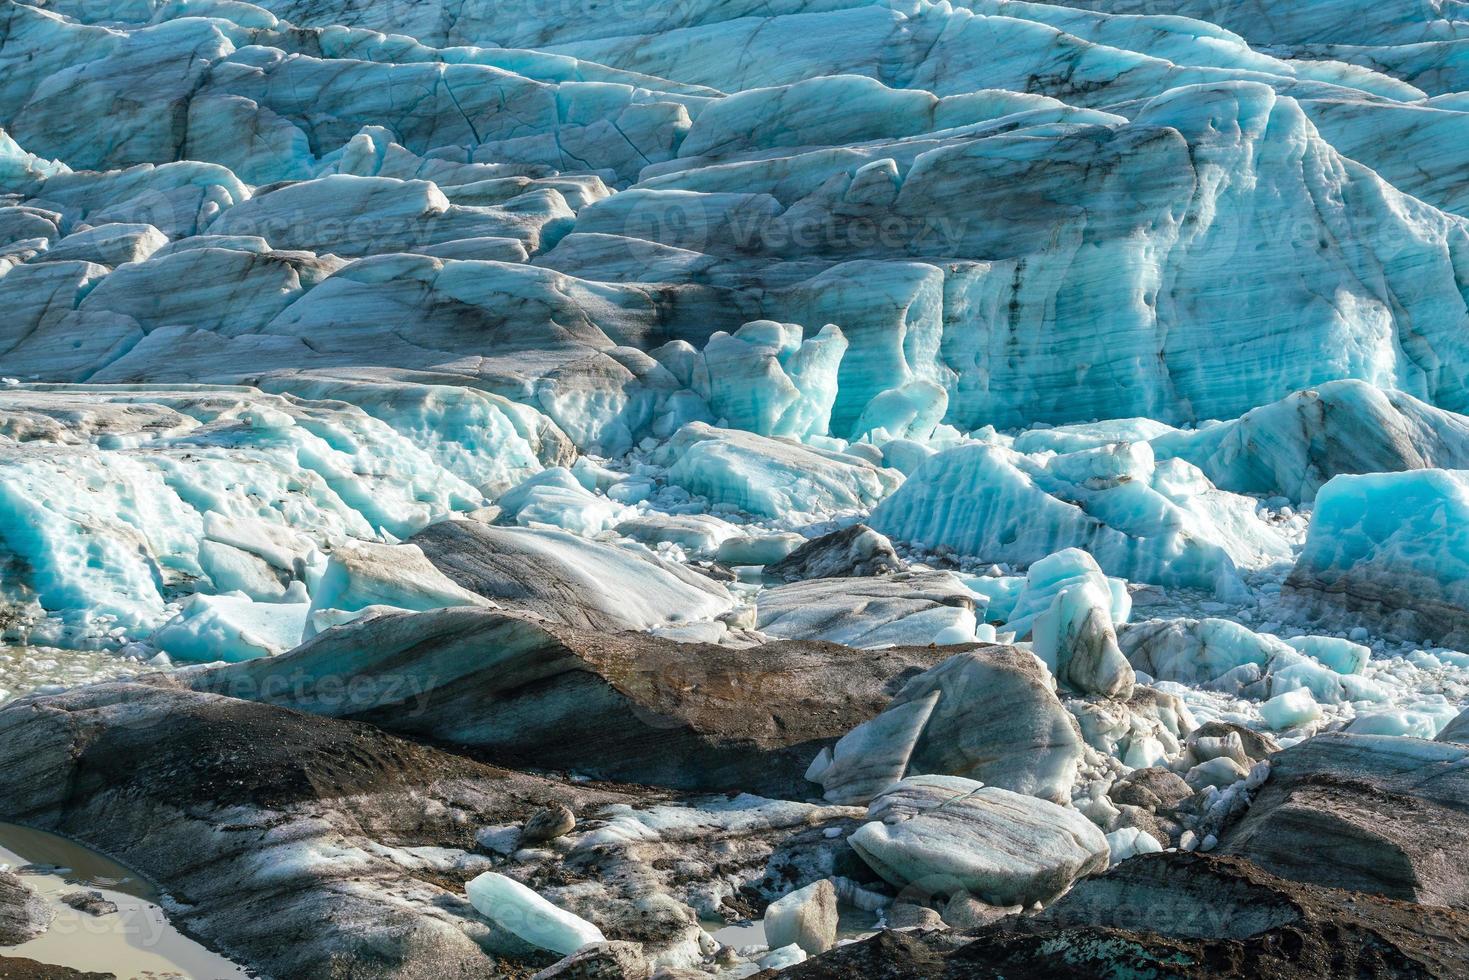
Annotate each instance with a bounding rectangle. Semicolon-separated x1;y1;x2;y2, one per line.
5;0;1469;975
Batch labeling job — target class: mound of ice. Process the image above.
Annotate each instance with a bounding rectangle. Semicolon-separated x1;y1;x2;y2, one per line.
849;779;1109;907
410;520;735;632
1285;470;1469;646
657;423;902;519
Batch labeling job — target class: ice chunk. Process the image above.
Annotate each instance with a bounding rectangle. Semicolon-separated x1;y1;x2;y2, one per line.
306;541;492;631
465;872;604;956
152;588;310;663
658;423;902;519
762;879;836;957
1259;689;1323;731
1153;381;1469;504
813;649;1084;805
614;513;739;557
1105;827;1163;865
691;320;846;440
410;520;734;631
851;381;949;444
1009;551;1134;698
1284;470;1469;647
849;782;1109;907
1118;618;1290;688
715;532;805;566
496;467;629;535
756;572;978;649
1284;635;1370;676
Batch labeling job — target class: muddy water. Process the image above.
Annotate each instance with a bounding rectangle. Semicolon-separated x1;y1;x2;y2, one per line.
0;822;251;979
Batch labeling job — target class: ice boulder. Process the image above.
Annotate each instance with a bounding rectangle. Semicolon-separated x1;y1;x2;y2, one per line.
871;442;1289;596
715;531;806;567
762;879;837;957
849;780;1109;907
756;572;979;649
810;648;1085;805
850;380;949;444
1259;689;1324;731
410;520;734;631
1005;550;1133;698
765;524;903;582
1284;470;1469;647
658;423;902;519
466;872;604;956
306;540;493;630
0;386;495;646
613;513;740;557
152;587;311;663
495;467;628;535
1284;635;1370;676
685;320;847;439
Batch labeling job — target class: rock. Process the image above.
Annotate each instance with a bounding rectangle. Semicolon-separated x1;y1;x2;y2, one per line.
1436;706;1469;745
522;804;577;845
0;871;51;945
1220;732;1469;907
848;780;1109;907
0;960;113;980
764;879;838;956
883;903;945;932
60;891;117;917
756;572;979;649
810;649;1084;805
1108;767;1193;812
466;872;606;956
939;893;1020;931
410;520;735;632
531;941;650;980
765;525;904;582
195;607;946;797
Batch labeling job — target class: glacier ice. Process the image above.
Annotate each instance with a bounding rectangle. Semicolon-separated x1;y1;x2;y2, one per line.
871;440;1290;595
5;0;1469;970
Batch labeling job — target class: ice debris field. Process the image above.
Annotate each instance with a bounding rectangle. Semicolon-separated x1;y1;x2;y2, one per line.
6;0;1469;974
